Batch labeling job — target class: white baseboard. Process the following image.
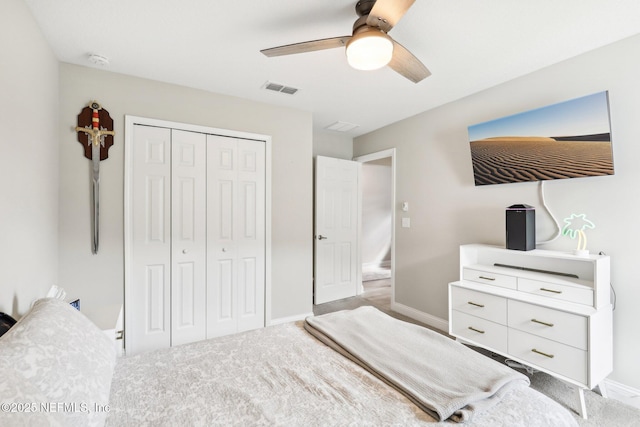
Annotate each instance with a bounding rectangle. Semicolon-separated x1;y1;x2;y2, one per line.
603;378;640;409
269;311;313;326
391;301;449;333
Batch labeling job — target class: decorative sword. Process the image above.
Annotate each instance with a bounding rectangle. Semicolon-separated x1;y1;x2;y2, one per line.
75;101;115;254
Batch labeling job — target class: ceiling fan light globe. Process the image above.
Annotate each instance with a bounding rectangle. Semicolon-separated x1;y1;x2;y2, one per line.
346;31;393;71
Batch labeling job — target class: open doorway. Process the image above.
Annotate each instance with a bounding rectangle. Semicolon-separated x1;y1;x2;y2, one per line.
355;149;395;309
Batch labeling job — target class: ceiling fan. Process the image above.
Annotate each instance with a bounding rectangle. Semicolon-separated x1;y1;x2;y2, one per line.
260;0;430;83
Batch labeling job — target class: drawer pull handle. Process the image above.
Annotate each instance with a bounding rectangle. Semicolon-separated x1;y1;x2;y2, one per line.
467;301;485;308
540;287;562;294
478;276;495;281
531;318;554;327
532;348;554;358
468;326;485;334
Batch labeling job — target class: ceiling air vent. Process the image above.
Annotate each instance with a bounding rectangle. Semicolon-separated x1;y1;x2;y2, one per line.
263;81;298;95
324;121;359;132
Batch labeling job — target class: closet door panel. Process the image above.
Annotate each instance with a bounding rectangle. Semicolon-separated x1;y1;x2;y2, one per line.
146;265;167;332
239;256;257;316
241;182;257;239
218;180;234;240
171;130;206;346
237;140;265;332
217;259;234;320
207;135;239;338
147;176;167;243
174;262;195;325
129;125;172;355
207;136;265;337
210;257;236;337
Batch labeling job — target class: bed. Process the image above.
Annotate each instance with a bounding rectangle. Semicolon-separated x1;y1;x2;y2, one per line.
0;298;578;426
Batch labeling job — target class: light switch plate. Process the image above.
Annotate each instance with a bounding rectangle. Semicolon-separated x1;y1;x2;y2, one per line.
402;217;410;228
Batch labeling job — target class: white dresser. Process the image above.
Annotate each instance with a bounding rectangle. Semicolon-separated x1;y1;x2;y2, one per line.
448;244;612;419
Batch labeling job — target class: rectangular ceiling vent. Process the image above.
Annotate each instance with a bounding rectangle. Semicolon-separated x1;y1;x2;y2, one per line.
263;81;299;95
324;121;360;132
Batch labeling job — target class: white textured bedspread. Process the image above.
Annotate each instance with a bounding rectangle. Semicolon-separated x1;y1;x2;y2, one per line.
107;319;577;426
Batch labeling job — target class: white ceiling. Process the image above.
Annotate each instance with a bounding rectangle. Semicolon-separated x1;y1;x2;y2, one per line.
25;0;640;137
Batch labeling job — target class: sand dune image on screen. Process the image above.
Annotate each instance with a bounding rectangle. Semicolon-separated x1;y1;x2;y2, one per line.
467;91;614;186
470;135;613;185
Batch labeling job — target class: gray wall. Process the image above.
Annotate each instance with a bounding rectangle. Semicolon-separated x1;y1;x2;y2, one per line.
313;132;353;160
0;0;59;317
354;34;640;389
361;158;392;267
58;64;314;327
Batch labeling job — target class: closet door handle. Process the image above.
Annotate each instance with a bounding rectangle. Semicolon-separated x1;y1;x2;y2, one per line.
182;249;189;254
317;235;328;240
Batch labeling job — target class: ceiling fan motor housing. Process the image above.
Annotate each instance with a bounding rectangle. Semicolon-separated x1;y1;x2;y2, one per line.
355;0;377;17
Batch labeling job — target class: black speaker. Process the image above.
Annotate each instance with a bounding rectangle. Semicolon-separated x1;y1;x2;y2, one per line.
506;204;535;251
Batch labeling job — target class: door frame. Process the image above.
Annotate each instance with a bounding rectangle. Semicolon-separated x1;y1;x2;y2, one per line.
123;115;272;352
353;148;396;302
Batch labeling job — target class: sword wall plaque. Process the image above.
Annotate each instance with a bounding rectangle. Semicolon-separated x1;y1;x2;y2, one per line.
75;101;115;254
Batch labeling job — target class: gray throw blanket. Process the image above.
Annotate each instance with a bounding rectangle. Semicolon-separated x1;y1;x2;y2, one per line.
304;307;529;423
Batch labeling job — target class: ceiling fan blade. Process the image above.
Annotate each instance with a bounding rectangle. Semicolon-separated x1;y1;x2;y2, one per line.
388;39;431;83
261;36;351;57
366;0;415;33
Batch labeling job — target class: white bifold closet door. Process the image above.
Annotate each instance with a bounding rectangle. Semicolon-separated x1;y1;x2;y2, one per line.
128;125;264;355
171;130;207;346
207;135;265;338
129;126;206;355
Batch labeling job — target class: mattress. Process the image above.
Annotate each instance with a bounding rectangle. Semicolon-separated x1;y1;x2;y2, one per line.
106;320;577;426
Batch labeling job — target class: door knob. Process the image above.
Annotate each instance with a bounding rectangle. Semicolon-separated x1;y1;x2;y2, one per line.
182;249;188;254
317;235;327;240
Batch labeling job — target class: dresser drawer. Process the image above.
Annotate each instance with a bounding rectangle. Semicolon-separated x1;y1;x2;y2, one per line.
463;267;517;290
451;311;508;354
508;300;587;350
508;329;587;385
518;277;593;306
451;286;507;324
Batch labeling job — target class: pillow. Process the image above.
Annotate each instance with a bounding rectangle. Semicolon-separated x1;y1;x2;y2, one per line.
0;368;65;427
0;298;116;427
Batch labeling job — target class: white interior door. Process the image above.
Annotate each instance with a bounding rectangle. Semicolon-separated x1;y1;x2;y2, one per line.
314;156;359;304
170;130;206;346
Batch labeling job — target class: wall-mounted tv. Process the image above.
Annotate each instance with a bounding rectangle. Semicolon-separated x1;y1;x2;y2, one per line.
467;91;614;186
